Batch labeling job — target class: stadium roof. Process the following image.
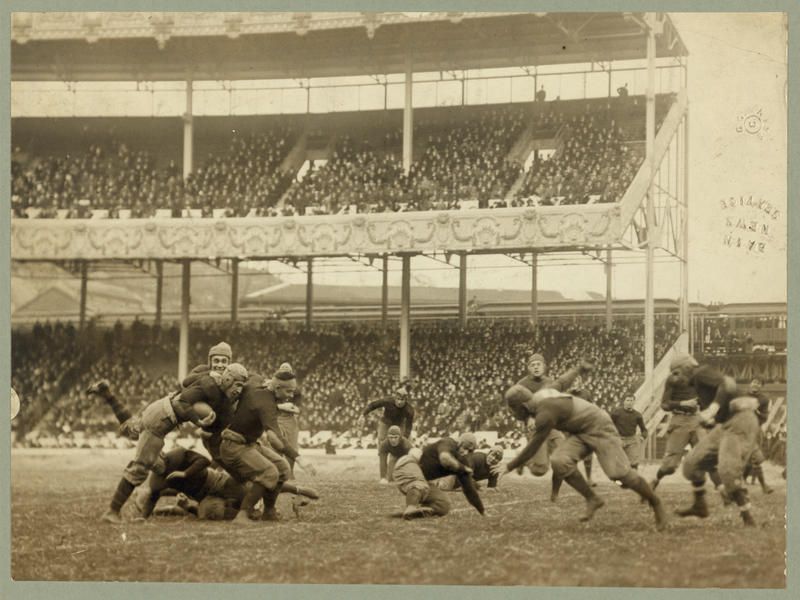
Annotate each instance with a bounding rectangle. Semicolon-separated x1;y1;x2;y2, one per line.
11;12;687;82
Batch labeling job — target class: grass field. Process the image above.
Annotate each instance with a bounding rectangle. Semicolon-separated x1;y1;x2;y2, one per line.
11;448;786;587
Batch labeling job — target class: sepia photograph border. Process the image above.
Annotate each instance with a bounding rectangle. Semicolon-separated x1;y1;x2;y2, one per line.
0;0;797;599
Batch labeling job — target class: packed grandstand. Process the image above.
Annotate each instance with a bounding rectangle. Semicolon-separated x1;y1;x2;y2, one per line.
11;94;673;219
13;316;679;447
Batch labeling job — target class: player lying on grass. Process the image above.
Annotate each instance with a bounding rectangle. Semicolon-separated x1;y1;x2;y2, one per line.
510;353;594;501
501;386;667;531
220;365;317;524
669;355;764;527
131;446;319;521
434;446;504;492
100;363;249;524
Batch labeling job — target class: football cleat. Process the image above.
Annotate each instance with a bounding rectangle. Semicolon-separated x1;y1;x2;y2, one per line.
675;498;709;519
579;496;605;522
100;509;123;525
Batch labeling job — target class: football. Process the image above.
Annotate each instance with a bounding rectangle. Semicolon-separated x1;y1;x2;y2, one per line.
192;401;215;423
11;387;20;420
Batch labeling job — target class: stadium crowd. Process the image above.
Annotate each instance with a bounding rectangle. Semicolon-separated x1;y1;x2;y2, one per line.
11;95;673;219
13;316;683;450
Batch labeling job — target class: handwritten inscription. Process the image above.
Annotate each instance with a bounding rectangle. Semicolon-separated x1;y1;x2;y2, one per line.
720;195;779;256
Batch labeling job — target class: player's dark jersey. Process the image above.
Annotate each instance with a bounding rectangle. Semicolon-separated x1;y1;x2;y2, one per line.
226;376;298;459
754;392;770;424
378;436;413;459
174;375;229;424
661;378;699;414
161;447;212;499
689;365;726;411
419;438;485;514
363;399;415;432
468;452;499;488
516;366;580;396
610;407;647;437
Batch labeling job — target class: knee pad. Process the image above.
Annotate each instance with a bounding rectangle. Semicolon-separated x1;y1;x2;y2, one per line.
549;457;573;479
529;465;549;477
123;461;150;486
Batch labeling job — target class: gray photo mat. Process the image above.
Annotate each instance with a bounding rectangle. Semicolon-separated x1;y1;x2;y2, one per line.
0;1;796;599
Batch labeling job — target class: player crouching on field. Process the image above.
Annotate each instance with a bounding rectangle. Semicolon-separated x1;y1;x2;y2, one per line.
501;386;667;530
673;357;764;526
101;363;249;524
392;448;450;519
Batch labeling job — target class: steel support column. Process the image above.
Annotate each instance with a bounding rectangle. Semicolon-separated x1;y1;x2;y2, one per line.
605;248;613;331
400;255;411;378
182;78;194;180
381;255;389;325
231;258;239;322
178;260;191;380
79;261;88;329
403;55;414;174
530;252;538;326
306;258;313;328
458;253;467;327
644;14;657;396
155;260;163;328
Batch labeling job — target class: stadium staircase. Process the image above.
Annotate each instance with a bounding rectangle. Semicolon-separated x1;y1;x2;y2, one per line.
504;122;564;200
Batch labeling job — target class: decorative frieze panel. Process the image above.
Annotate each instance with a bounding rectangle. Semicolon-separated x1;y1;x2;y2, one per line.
11;206;622;261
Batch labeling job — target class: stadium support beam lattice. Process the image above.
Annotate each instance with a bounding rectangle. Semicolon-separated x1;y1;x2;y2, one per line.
403;54;413;174
530;252;538;326
381;255;389;325
182;77;194;180
155;260;163;327
306;258;313;328
644;12;657;399
680;87;690;336
178;260;191;380
605;248;613;331
458;252;467;327
79;260;88;330
400;254;411;379
231;258;239;322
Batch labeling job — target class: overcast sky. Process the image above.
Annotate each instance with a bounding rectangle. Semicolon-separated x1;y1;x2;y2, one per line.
271;12;788;304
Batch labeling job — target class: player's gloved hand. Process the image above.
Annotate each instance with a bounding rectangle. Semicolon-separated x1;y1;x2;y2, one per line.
679;399;698;410
197;411;216;427
166;470;187;482
489;463;504;477
462;466;474;476
208;371;223;385
277;402;300;414
119;418;140;441
296;456;317;477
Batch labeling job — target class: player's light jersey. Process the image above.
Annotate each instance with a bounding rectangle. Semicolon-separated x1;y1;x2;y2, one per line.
559;395;612;434
393;455;425;494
